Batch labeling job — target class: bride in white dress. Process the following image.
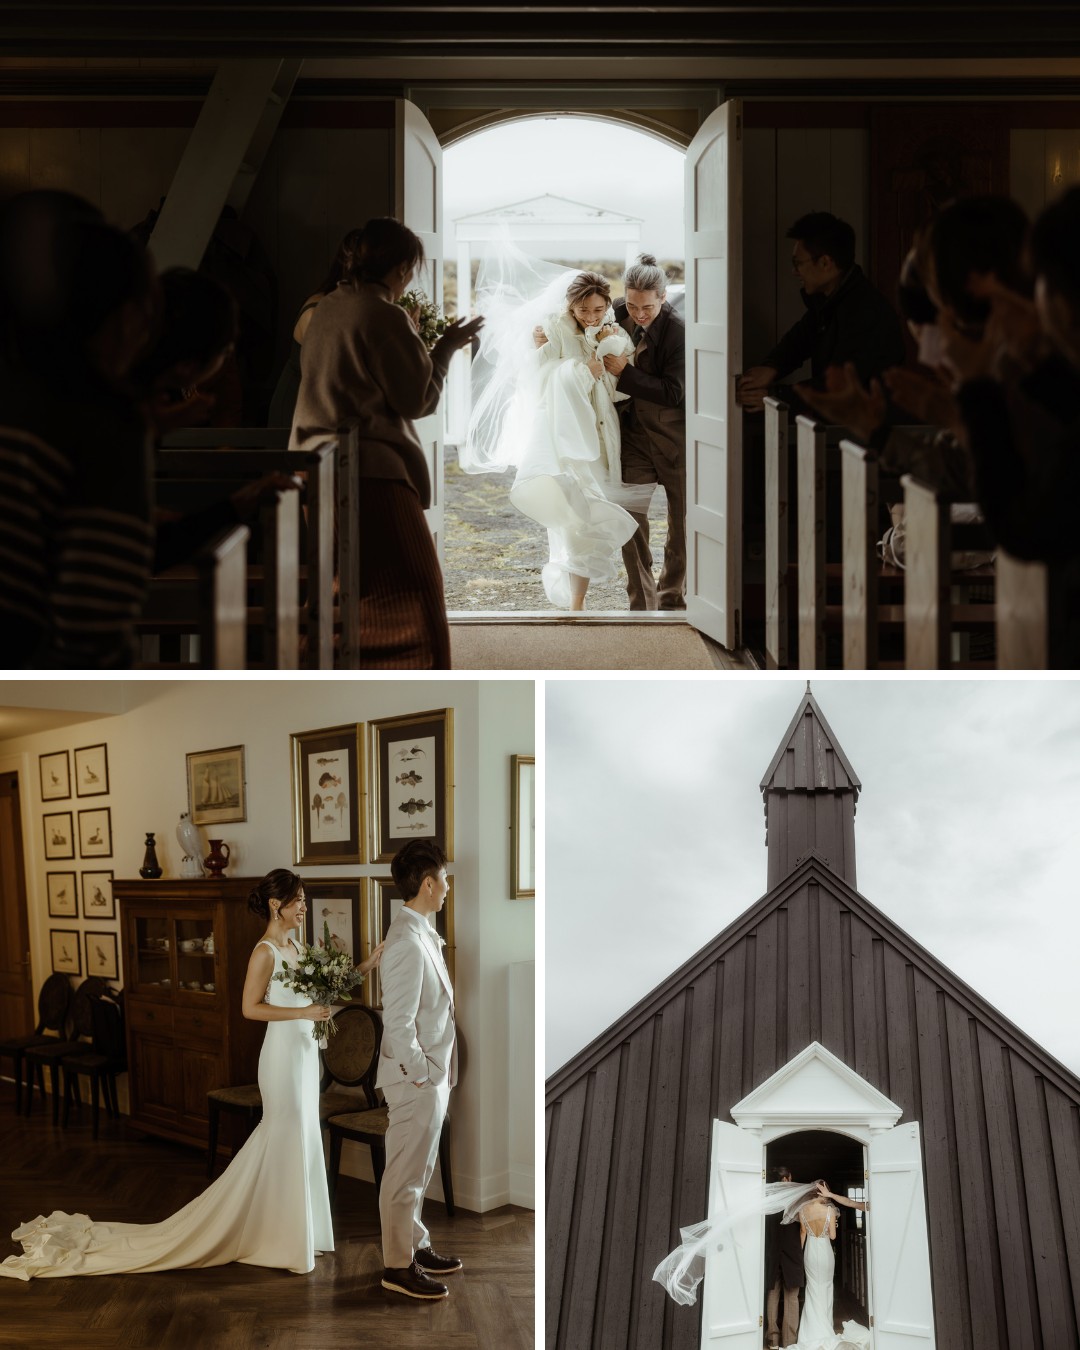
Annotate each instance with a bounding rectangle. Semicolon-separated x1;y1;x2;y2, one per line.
0;870;383;1280
785;1187;870;1350
464;260;648;611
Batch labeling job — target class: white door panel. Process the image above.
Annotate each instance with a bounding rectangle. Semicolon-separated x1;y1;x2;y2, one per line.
867;1122;936;1348
395;99;444;559
685;99;743;650
700;1120;763;1348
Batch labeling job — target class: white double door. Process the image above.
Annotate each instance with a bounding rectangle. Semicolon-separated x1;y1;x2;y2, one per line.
398;97;744;646
700;1120;936;1349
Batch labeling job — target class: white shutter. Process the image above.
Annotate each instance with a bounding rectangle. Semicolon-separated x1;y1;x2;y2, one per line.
685;99;744;650
395;99;445;561
867;1121;937;1348
699;1120;763;1349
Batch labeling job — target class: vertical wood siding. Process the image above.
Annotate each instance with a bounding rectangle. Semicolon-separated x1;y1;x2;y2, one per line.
546;869;1080;1350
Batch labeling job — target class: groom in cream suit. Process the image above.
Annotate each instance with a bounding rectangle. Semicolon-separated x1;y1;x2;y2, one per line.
377;840;460;1300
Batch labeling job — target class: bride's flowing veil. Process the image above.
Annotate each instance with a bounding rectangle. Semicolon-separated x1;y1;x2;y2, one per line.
652;1179;823;1307
459;230;580;474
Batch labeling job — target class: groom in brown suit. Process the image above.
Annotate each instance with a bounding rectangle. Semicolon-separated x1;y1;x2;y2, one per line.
605;253;687;610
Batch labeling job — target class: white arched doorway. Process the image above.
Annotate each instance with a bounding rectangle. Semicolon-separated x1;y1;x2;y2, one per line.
702;1042;936;1349
396;97;744;643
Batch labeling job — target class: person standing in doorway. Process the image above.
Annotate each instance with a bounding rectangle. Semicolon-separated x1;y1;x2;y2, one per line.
765;1165;805;1349
604;254;688;610
377;840;460;1300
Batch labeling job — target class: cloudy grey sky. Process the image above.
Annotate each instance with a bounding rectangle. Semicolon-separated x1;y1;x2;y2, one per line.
442;116;685;262
546;677;1080;1079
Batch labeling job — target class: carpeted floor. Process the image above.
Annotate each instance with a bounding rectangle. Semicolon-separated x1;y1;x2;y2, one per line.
448;618;748;669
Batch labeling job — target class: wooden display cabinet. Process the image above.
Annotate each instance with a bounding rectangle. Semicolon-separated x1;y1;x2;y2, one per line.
116;877;265;1151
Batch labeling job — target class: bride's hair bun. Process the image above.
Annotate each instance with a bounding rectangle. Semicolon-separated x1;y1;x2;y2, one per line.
248;868;302;918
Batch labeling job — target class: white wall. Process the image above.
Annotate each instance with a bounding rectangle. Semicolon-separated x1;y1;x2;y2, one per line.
0;676;535;1214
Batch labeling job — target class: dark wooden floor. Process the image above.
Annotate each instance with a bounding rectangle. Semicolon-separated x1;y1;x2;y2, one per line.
0;1084;534;1350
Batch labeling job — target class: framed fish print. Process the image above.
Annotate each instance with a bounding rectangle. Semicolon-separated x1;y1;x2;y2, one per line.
39;751;71;802
43;811;75;861
50;929;81;976
46;871;78;919
74;743;109;798
363;875;455;1009
78;807;112;859
511;754;536;899
290;724;366;866
81;870;115;921
370;708;454;863
84;930;119;982
302;878;365;967
186;745;246;826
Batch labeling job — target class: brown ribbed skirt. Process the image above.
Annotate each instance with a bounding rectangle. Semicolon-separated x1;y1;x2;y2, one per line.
356;478;450;669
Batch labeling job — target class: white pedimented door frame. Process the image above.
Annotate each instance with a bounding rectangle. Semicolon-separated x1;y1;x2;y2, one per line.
702;1043;936;1350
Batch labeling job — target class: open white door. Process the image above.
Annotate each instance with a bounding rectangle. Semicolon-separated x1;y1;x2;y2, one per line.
867;1122;936;1348
699;1120;763;1349
685;99;743;650
395;99;444;561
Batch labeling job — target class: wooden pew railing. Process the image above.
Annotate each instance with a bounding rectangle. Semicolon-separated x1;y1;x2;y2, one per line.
140;524;250;669
763;397;790;669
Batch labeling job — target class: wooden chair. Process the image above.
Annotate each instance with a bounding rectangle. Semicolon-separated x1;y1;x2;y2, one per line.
324;1004;455;1215
25;977;109;1124
0;972;72;1114
61;990;126;1139
205;1001;378;1178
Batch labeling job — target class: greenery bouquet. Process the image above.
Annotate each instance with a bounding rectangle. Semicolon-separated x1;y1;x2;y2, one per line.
397;288;453;348
273;921;363;1041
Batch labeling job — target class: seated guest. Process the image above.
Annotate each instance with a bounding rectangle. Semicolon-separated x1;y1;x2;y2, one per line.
736;211;906;412
290;217;482;669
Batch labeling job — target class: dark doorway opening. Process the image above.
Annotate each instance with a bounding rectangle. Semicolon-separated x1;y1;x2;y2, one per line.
765;1129;869;1338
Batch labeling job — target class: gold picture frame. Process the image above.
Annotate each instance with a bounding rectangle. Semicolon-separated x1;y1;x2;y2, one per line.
369;708;454;863
511;754;535;899
363;874;455;1010
290;724;366;866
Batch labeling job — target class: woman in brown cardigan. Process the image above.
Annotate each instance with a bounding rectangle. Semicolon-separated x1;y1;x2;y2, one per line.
291;218;481;668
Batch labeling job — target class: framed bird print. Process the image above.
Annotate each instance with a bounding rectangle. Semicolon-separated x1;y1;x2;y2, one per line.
43;811;75;860
84;930;119;982
74;743;109;797
81;870;115;921
370;708;454;863
39;751;71;802
46;871;78;918
289;724;366;866
77;807;112;859
50;929;81;976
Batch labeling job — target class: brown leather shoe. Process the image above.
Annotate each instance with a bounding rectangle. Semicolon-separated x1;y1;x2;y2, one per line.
381;1261;449;1299
415;1246;463;1274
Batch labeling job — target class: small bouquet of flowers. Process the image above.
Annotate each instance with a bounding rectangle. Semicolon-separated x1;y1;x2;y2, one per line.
396;288;453;349
273;921;363;1042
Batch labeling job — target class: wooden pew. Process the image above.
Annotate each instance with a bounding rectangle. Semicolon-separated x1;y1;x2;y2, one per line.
995;551;1080;668
795;414;847;669
140;524;250;669
901;474;997;668
159;427;360;669
840;440;905;669
763;397;791;669
151;445;337;668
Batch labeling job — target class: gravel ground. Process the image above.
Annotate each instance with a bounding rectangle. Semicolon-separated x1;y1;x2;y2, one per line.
442;442;670;611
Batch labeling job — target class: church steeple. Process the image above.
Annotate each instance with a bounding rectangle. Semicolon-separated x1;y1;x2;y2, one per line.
760;685;861;889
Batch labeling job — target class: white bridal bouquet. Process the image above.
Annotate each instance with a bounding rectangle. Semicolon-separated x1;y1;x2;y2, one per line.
396;288;452;348
273;921;364;1040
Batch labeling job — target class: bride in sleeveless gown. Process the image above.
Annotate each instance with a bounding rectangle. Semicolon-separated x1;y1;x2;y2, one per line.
0;870;382;1281
785;1194;869;1350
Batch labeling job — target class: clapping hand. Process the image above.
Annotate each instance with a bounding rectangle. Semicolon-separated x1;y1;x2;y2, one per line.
882;366;959;431
437;314;485;354
796;362;887;443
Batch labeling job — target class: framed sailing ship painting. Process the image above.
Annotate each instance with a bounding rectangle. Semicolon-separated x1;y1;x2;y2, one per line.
186;745;247;827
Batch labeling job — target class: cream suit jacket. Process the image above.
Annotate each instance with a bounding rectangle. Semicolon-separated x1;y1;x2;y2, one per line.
375;907;457;1091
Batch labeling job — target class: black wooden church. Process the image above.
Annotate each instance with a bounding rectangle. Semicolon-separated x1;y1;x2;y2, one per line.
545;690;1080;1350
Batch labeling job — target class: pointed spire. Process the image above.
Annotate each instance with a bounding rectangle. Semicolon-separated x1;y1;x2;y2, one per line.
760;689;861;889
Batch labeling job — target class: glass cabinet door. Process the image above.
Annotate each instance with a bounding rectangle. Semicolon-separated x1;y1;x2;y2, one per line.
175;917;219;997
132;914;173;993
